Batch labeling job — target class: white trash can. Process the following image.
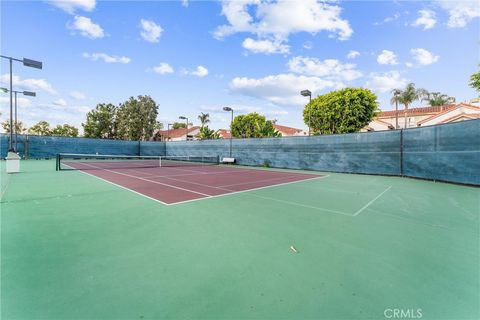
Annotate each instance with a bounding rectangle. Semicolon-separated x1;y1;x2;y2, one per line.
6;152;21;173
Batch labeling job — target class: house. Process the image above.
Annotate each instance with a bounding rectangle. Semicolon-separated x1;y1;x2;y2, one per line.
156;126;201;141
216;129;232;139
272;124;308;136
363;103;480;131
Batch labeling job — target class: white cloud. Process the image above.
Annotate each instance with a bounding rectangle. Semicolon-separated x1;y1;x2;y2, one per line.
230;73;339;107
139;19;163;43
70;91;87;100
365;71;408;93
374;12;401;25
47;0;96;14
0;96;32;108
347;50;360;59
0;74;56;94
287;56;362;81
184;66;209;77
265;110;289;116
242;38;290;54
153;62;174;74
181;0;189;8
69;15;104;39
303;41;313;49
437;0;480;28
377;50;398;65
214;0;352;53
410;48;439;65
82;52;131;64
405;62;414;68
411;10;437;30
53;98;67;106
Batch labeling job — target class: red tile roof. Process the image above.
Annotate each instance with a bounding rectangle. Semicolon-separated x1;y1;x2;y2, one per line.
417;103;480;125
378;105;457;118
273;124;304;135
216;129;232;139
158;126;200;139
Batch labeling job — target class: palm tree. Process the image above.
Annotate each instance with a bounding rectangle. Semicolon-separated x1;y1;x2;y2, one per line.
422;92;455;106
395;83;427;128
198;112;210;128
390;89;402;129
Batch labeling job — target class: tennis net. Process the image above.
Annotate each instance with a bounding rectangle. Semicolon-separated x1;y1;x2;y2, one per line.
56;153;220;171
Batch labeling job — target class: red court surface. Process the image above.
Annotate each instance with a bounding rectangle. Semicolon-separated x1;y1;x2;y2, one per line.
64;163;323;205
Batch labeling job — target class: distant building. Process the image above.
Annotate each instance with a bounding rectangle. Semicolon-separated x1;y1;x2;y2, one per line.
216;129;231;139
216;124;307;138
156;126;200;141
363;103;480;131
272;124;307;136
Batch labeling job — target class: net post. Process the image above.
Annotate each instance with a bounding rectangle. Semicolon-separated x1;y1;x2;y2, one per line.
56;153;60;171
159;156;162;167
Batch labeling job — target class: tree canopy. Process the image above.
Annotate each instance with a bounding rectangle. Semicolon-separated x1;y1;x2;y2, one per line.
28;121;52;135
421;92;455;106
304;88;378;134
51;124;79;137
83;103;117;139
196;126;220;140
1;120;27;134
470;66;480;93
172;122;187;129
116;95;159;141
198;112;210;128
231;112;280;138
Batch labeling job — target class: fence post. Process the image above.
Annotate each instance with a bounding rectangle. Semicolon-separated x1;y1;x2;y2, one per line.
400;129;404;177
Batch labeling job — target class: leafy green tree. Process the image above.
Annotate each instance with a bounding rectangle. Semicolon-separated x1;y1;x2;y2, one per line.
196;126;220;140
304;88;378;134
1;120;27;134
422;92;455;106
172;122;186;129
393;83;427;128
28;121;52;135
198;112;210;128
470;67;480;93
231;112;280;138
116;95;159;141
83;103;117;139
51;124;79;137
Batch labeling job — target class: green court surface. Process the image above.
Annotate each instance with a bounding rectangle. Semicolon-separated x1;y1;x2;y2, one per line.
1;160;479;320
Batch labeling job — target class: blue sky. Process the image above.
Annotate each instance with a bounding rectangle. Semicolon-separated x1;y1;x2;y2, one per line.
1;0;479;132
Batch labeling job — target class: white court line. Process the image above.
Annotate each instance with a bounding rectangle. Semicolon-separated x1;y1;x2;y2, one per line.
167;175;330;206
352;185;392;216
61;163;169;205
142;170;249;179
77;162;212;197
219;174;313;188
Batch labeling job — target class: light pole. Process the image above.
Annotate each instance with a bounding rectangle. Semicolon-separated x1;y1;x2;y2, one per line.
1;88;36;152
301;90;312;136
0;55;42;152
167;123;173;141
223;107;234;158
179;116;188;141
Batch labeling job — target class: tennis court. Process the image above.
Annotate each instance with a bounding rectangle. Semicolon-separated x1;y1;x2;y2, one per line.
1;158;478;319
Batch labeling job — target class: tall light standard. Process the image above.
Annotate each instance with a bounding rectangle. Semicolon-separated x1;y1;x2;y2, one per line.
223;107;234;157
1;87;36;151
0;55;43;152
179;116;188;141
301;89;312;136
167;123;173;141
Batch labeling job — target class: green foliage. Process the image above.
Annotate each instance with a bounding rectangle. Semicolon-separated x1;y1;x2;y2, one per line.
82;103;117;139
28;121;51;135
304;88;378;135
231;112;280;138
392;83;427;128
51;124;79;137
196;126;220;140
470;67;480;93
116;95;159;141
172;122;186;129
422;92;455;106
198;112;210;128
1;120;27;134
